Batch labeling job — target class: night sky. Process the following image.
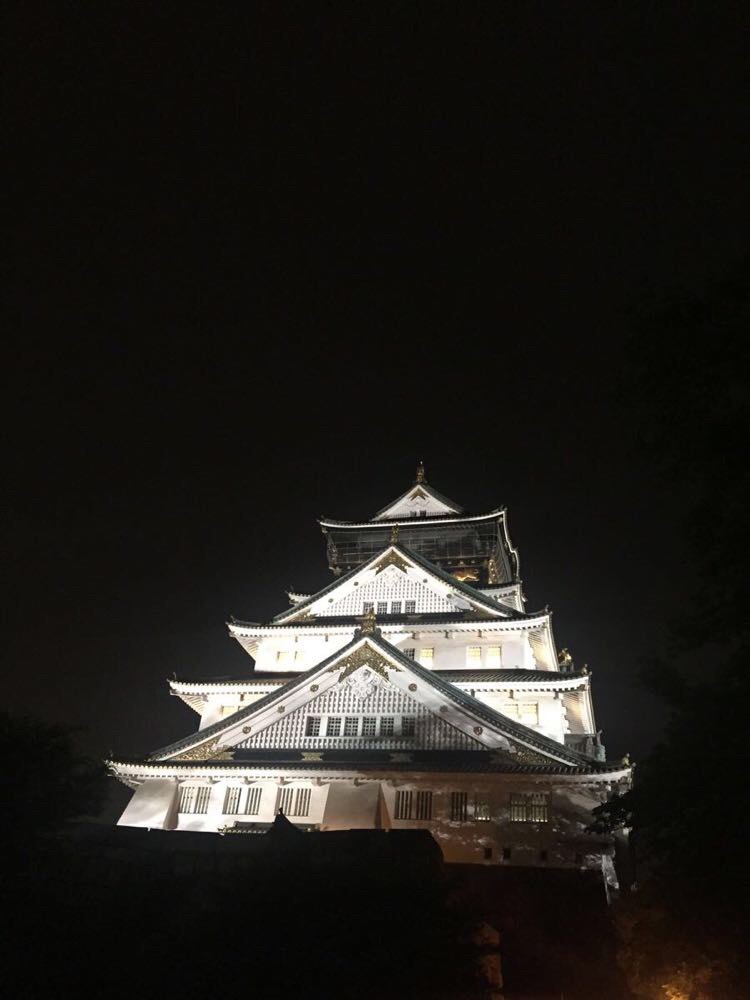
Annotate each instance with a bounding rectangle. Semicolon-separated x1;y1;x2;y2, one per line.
6;5;749;783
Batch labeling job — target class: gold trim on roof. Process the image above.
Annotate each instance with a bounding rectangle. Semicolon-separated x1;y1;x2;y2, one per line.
372;550;411;574
326;644;402;683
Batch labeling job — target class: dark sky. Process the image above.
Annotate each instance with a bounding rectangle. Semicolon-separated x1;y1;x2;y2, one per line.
6;4;749;772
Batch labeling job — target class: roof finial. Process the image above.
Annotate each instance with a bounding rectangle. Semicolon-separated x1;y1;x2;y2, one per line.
415;460;426;484
361;606;377;635
390;523;399;543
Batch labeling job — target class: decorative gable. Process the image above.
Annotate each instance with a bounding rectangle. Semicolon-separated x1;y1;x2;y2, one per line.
323;562;458;617
374;485;459;520
236;665;485;751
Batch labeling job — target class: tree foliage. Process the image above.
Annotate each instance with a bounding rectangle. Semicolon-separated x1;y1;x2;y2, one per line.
593;259;750;998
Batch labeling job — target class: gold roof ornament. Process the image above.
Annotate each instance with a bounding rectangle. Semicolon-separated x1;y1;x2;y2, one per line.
415;460;426;484
361;606;378;635
558;647;574;669
390;523;399;543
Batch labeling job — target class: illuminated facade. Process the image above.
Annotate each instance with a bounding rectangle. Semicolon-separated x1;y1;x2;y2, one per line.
110;466;630;878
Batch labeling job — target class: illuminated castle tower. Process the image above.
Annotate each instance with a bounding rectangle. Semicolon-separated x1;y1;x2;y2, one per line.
110;465;629;879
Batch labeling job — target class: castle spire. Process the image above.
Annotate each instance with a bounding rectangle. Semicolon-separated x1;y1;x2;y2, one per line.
415;460;426;484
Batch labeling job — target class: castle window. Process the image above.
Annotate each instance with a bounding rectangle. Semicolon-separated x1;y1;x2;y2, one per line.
539;849;548;863
343;716;359;736
474;797;491;821
380;716;395;736
395;790;412;819
502;703;519;719
363;602;374;613
486;646;502;668
405;600;416;613
450;791;468;821
390;601;402;614
418;510;427;517
419;648;434;665
483;846;493;860
519;703;539;725
510;793;549;823
305;716;321;737
245;787;262;815
223;787;242;815
377;602;388;615
178;785;211;814
362;717;377;736
403;647;416;659
277;787;294;815
291;788;311;817
276;650;290;663
466;646;482;666
326;716;342;736
415;790;433;819
401;716;416;737
502;847;512;861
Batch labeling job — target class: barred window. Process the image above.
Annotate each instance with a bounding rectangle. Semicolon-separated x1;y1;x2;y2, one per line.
245;787;262;815
343;716;359;736
390;601;402;614
276;650;290;663
362;717;377;736
403;647;416;659
223;787;242;815
415;791;433;819
178;785;196;813
291;788;311;817
405;600;416;613
474;797;491;821
510;793;549;823
377;602;388;615
305;716;321;736
450;791;468;822
395;790;412;819
502;702;520;720
326;716;342;736
401;716;416;737
363;602;374;613
486;645;502;668
194;787;210;814
466;646;482;666
395;790;432;820
380;716;395;736
419;648;434;664
277;787;294;815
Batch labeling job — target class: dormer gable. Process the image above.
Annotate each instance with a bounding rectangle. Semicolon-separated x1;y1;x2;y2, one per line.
272;543;521;624
373;464;463;520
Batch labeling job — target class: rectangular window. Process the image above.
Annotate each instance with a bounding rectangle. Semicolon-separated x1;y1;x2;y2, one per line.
401;716;416;737
343;716;359;736
377;601;388;615
403;647;416;659
291;788;311;818
483;846;493;860
405;600;416;614
395;790;412;820
419;648;434;665
390;601;402;614
363;602;374;613
415;791;433;820
178;785;196;813
486;645;502;668
502;703;520;720
277;787;294;815
275;650;290;663
195;787;211;814
418;510;427;517
245;787;262;815
362;717;377;736
466;646;482;666
474;797;491;821
325;716;342;737
380;716;395;736
294;650;303;662
519;703;539;725
305;716;321;737
510;793;549;823
223;787;242;815
502;847;512;861
450;791;468;822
